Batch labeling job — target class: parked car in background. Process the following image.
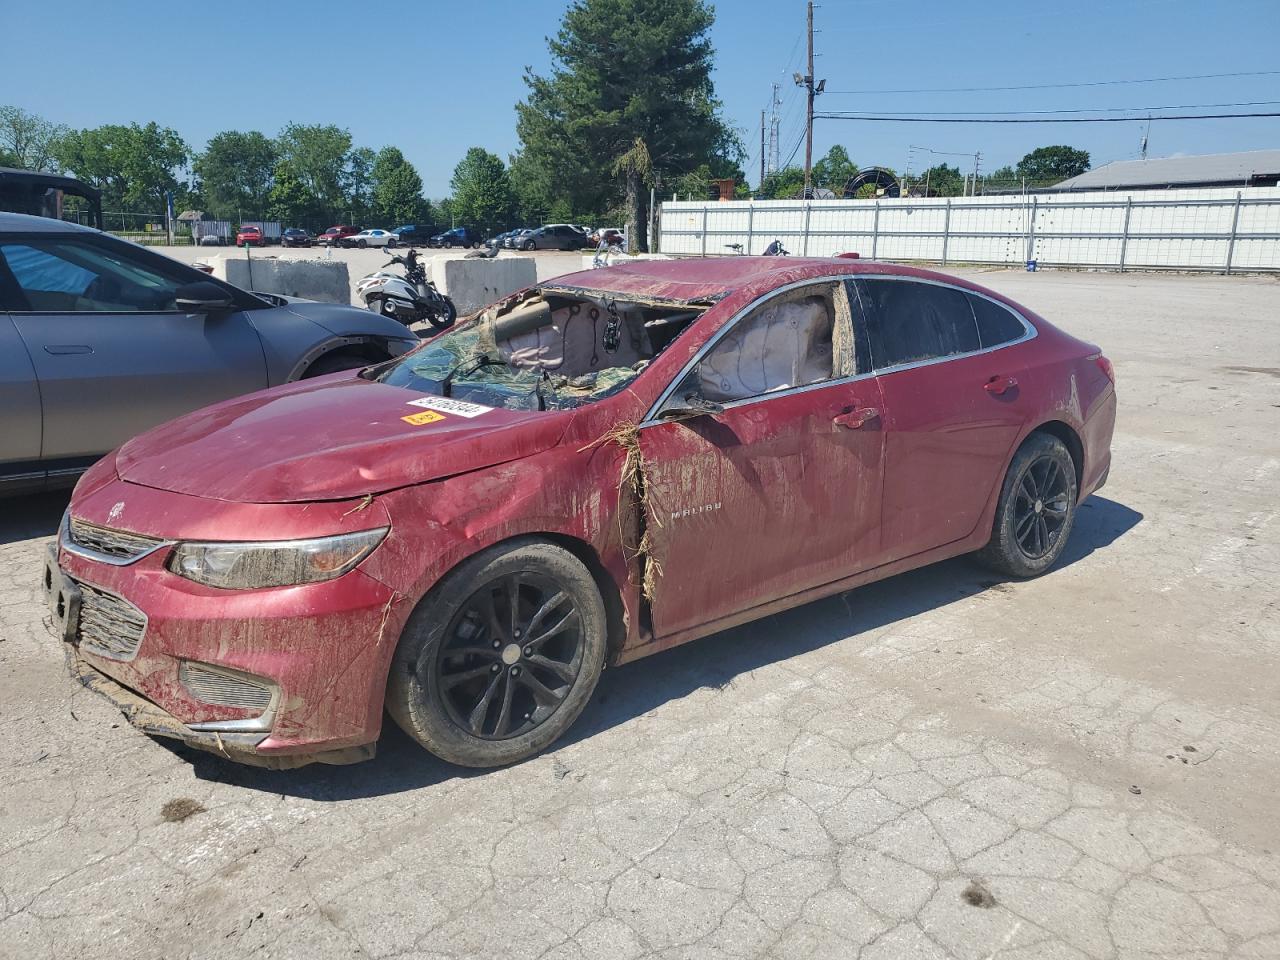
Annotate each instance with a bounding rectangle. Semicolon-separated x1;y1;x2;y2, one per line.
429;227;481;249
197;234;224;247
484;230;517;248
590;227;625;246
503;228;533;249
235;225;267;248
517;224;590;251
391;224;434;247
43;255;1115;770
281;228;312;248
318;225;360;247
341;229;397;249
0;212;419;496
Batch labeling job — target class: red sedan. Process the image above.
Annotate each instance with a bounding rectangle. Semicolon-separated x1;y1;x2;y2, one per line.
235;225;267;247
45;258;1115;769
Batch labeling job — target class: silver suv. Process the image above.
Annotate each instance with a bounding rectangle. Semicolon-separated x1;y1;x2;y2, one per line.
0;212;419;495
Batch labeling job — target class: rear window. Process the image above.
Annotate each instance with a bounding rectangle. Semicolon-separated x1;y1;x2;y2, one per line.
968;293;1027;348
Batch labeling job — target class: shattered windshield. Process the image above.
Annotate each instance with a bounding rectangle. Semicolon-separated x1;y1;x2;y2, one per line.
374;288;706;412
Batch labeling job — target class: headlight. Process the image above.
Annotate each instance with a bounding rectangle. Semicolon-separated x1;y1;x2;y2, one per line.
168;528;388;589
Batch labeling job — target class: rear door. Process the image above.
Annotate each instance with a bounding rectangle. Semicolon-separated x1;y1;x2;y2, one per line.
640;279;886;638
854;277;1034;562
0;306;43;488
0;233;267;464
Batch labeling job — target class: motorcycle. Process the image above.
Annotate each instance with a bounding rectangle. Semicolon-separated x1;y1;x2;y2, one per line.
763;239;789;256
356;249;457;329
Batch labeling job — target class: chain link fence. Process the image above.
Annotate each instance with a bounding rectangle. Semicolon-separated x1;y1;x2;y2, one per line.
658;186;1280;273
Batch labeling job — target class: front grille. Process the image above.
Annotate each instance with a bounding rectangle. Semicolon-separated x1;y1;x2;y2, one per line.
76;580;147;661
179;662;273;712
69;518;163;561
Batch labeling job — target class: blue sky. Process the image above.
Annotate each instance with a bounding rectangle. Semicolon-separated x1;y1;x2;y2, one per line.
6;0;1279;196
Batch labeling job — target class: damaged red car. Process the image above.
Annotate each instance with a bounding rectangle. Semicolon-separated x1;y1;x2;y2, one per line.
44;258;1115;768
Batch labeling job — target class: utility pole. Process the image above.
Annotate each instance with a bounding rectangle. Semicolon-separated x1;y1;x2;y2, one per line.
802;1;816;195
972;152;982;196
769;83;782;174
760;110;766;192
793;4;827;194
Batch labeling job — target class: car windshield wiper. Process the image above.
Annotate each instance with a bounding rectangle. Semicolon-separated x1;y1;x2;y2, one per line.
532;369;558;411
440;353;507;397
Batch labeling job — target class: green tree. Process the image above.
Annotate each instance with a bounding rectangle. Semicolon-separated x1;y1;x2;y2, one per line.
812;145;858;193
192;130;277;219
0;105;68;171
345;146;376;223
449;147;516;236
275;123;353;214
758;166;806;200
515;0;733;250
54;122;189;211
267;162;320;225
915;163;964;197
1016;146;1090;184
371;146;428;225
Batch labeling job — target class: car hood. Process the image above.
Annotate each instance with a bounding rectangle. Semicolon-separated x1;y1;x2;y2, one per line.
115;375;569;503
282;300;412;339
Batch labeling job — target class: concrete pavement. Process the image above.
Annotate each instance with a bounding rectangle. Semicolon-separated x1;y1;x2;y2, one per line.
2;268;1278;959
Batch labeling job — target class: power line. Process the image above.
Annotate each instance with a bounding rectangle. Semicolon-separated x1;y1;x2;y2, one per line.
814;111;1280;124
842;100;1280;117
823;69;1280;96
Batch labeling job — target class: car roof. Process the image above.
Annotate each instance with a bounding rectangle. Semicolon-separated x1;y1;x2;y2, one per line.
546;256;984;304
0;211;99;234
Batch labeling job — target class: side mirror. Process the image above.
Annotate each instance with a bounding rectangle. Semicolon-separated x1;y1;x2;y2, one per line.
175;280;235;313
658;393;725;422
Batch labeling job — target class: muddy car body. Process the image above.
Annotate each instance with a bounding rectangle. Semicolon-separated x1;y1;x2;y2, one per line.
47;257;1116;768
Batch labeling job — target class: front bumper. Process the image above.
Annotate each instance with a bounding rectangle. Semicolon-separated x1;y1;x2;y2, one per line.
47;478;410;768
68;651;374;768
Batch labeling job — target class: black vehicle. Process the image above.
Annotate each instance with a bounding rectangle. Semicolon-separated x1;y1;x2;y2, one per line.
281;227;312;248
518;225;591;251
429;226;482;249
0;168;102;229
392;224;434;247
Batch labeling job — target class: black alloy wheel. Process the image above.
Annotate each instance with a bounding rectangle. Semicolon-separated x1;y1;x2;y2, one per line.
386;539;608;767
976;431;1078;578
435;574;584;740
1013;455;1071;559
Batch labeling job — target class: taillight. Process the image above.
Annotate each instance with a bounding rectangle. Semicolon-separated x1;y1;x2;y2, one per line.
1095;355;1116;384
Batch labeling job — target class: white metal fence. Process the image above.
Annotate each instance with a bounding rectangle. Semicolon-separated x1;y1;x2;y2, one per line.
657;186;1280;273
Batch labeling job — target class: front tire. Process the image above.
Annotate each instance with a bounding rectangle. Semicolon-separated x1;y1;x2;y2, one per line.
977;432;1078;578
387;539;608;768
425;296;457;330
358;238;368;249
523;240;535;251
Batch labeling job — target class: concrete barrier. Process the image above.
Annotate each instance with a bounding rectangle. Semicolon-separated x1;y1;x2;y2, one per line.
210;255;350;303
429;256;537;315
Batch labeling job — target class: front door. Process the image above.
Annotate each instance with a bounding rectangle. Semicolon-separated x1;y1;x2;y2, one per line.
854;277;1033;562
0;234;266;464
640;279;886;639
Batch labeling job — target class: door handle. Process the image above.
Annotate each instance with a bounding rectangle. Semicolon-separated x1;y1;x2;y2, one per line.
833;407;879;429
984;375;1018;395
43;344;93;355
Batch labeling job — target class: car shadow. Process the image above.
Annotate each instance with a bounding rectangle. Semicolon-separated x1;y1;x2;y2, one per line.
0;490;71;547
179;494;1142;800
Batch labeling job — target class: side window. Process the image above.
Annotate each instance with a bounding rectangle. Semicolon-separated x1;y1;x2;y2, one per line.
860;279;980;369
968;293;1026;348
694;282;854;403
0;239;182;313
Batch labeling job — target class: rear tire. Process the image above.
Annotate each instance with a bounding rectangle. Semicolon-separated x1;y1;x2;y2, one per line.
976;432;1078;578
387;539;608;768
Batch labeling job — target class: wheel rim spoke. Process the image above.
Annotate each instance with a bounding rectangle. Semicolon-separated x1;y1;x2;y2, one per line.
524;591;568;641
442;663;496;689
517;667;564;706
493;673;516;738
467;671;503;735
527;653;577;684
527;609;579;650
